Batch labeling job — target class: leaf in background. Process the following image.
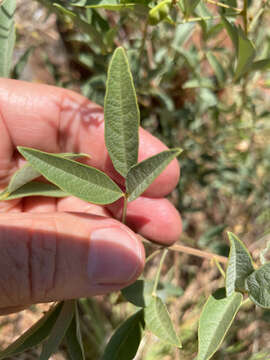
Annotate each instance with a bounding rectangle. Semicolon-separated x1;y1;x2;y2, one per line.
17;147;124;204
198;288;243;360
0;152;89;198
183;0;200;18
144;296;181;348
70;0;144;10
245;263;270;309
0;181;67;200
148;0;172;26
122;279;153;307
234;29;256;81
251;58;270;72
0;303;63;359
105;47;140;177
12;46;34;79
126;149;182;202
39;300;76;360
53;3;107;53
221;16;238;51
65;302;85;360
225;232;254;296
0;0;16;77
206;52;226;87
102;310;144;360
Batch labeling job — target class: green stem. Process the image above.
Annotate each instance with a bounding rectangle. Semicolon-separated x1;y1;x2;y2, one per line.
213;258;225;278
121;194;128;224
145;249;162;264
152;248;168;296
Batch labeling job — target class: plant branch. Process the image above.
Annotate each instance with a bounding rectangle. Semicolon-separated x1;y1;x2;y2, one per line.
121;194;128;224
138;235;228;264
205;0;242;12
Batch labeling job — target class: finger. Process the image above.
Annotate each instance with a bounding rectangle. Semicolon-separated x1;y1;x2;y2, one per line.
0;79;179;197
0;212;144;309
107;197;182;246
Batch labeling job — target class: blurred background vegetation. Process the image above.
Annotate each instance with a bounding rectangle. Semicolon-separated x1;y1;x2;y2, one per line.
0;0;270;359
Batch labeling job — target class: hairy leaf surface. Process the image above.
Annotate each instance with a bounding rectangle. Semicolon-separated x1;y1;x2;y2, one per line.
18;147;123;204
225;232;254;296
245;263;270;308
126;149;182;201
105;47;139;177
198;288;242;360
144;296;181;347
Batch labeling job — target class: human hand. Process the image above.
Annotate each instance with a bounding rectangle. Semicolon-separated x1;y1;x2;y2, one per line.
0;79;182;315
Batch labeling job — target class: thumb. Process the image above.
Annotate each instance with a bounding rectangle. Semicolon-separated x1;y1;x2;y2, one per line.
0;213;144;310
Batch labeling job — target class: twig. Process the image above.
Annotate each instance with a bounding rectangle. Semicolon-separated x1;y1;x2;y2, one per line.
138;235;228;264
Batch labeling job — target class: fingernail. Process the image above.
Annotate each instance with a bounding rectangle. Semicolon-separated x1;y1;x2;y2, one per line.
88;227;143;284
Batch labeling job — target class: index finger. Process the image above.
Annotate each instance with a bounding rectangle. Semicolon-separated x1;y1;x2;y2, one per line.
0;79;180;197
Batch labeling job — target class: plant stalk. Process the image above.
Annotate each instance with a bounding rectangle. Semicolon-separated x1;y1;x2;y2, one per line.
152;248;168;296
121;194;128;224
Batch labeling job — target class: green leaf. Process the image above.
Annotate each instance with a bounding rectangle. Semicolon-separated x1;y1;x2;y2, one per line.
65;302;85;360
126;149;182;202
17;147;124;205
0;181;67;200
0;303;63;359
245;263;270;309
70;0;146;10
122;279;183;307
102;310;144;360
1;152;89;198
198;288;243;360
12;46;34;79
221;16;238;51
0;0;16;77
144;296;181;348
104;47;140;177
183;0;200;18
206;52;225;86
234;30;256;81
39;300;76;360
148;0;172;26
251;58;270;72
225;232;254;296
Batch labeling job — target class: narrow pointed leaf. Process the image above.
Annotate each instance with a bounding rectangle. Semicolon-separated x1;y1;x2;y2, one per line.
0;181;67;200
102;310;144;360
2;152;89;197
206;52;225;86
198;288;243;360
105;47;140;177
0;303;63;359
65;302;85;360
39;300;76;360
126;149;182;202
225;232;254;296
70;0;145;10
221;16;238;51
183;0;200;18
0;0;16;77
234;31;256;81
251;58;270;72
17;147;124;205
245;263;270;308
144;296;181;348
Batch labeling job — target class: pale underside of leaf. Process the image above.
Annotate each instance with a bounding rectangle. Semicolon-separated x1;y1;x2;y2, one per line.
0;0;16;77
104;46;139;177
245;263;270;309
144;296;181;348
225;232;254;296
17;147;123;205
0;181;67;200
126;148;182;202
198;288;242;360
